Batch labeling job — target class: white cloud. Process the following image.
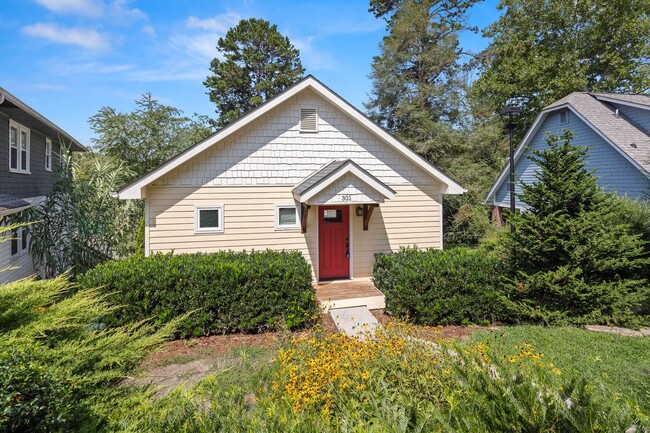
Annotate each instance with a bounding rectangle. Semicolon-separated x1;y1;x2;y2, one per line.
33;0;147;22
291;36;336;71
34;0;104;17
22;23;110;50
107;0;147;22
170;12;242;61
141;24;156;36
185;12;242;33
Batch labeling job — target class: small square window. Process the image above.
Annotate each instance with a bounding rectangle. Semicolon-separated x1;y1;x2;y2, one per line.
276;205;299;229
195;206;223;232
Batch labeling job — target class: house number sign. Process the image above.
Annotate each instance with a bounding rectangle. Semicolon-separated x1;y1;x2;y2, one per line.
340;195;352;202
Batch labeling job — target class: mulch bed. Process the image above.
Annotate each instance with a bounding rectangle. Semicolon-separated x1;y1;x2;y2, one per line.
144;312;497;368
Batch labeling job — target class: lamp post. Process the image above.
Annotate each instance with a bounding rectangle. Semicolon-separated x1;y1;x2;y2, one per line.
500;105;522;232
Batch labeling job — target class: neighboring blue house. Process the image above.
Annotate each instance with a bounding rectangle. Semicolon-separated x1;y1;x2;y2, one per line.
486;92;650;217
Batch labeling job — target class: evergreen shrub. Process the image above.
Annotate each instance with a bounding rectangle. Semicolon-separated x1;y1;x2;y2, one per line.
373;247;505;325
502;131;650;326
78;250;317;336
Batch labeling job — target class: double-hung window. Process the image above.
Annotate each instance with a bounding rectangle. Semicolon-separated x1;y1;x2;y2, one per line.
9;121;30;173
11;223;28;257
45;138;52;171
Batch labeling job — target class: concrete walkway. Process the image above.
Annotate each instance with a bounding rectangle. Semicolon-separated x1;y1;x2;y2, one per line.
329;306;380;340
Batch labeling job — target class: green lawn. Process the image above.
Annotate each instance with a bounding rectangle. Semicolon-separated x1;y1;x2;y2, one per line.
470;326;650;409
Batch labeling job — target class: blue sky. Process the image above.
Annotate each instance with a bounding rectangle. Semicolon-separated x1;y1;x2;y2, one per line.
1;0;501;147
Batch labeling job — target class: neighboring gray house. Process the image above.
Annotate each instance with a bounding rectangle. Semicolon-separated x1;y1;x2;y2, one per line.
0;86;86;284
486;93;650;218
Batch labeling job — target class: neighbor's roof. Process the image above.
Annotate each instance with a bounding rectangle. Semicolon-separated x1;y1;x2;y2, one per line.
117;75;465;199
485;92;650;204
293;159;396;203
0;86;86;152
0;193;31;217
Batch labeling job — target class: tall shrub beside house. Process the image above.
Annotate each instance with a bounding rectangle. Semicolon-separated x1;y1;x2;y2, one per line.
502;131;649;326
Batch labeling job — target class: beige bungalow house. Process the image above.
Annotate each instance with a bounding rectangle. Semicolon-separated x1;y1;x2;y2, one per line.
117;76;464;307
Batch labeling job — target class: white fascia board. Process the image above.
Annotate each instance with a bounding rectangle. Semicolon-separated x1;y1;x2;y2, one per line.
569;108;650;178
118;76;465;199
484;102;650;205
592;95;650;112
297;163;396;203
117;79;315;200
307;81;465;194
484;109;552;204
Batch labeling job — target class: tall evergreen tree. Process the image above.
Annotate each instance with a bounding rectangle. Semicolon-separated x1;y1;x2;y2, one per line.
503;131;649;326
366;0;478;150
204;18;305;128
367;0;505;246
475;0;650;129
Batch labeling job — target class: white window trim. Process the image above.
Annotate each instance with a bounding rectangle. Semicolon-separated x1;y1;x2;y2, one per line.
9;120;30;174
195;205;224;233
45;138;52;172
11;226;28;257
275;204;300;230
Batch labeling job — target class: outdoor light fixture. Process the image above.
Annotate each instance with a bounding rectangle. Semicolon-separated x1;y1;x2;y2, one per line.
500;104;522;232
355;206;364;216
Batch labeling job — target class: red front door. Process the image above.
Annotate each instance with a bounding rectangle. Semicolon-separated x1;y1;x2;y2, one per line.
318;206;350;280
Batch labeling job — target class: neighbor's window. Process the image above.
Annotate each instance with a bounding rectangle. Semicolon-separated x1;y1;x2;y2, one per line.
559;109;569;124
195;206;223;232
11;224;28;256
276;205;299;229
45;139;52;171
9;121;30;173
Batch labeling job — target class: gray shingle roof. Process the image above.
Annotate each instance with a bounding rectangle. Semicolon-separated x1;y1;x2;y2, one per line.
546;92;650;175
293;159;352;196
0;194;30;215
591;93;650;108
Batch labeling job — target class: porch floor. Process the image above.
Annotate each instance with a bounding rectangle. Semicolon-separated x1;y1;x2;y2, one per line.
315;278;385;311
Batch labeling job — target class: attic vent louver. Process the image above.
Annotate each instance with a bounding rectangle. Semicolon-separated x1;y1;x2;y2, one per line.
300;108;318;132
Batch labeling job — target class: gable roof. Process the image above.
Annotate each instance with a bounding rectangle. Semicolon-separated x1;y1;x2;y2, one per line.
117;75;465;199
591;93;650;111
486;92;650;204
0;86;86;152
293;159;396;203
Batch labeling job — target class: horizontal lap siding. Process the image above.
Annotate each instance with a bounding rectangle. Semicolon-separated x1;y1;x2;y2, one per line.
0;234;36;284
148;183;441;280
148;186;318;275
352;184;441;278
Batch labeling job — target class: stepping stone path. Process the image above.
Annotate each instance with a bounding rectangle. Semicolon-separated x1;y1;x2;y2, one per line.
329;306;380;340
585;325;650;337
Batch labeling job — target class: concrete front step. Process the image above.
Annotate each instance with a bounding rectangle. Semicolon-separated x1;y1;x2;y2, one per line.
329;306;380;340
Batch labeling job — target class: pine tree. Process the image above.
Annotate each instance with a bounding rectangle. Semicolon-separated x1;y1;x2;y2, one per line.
204;18;304;128
503;131;649;326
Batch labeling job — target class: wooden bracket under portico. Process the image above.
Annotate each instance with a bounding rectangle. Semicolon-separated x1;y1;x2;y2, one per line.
291;159;396;233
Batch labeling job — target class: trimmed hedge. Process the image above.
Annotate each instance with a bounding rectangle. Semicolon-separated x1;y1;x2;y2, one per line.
78;250;318;337
373;247;505;325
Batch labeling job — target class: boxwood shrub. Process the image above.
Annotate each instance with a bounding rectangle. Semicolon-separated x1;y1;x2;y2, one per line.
373;247;505;325
78;250;318;337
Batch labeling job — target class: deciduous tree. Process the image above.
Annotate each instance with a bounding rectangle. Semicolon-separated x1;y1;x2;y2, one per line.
475;0;650;129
